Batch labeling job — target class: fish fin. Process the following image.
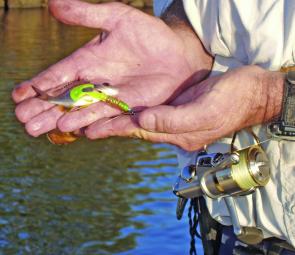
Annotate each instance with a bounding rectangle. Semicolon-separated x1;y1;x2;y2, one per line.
32;86;49;100
69;107;81;112
69;105;89;112
57;105;68;112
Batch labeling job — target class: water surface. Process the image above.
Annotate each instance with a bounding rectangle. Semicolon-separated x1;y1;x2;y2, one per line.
0;8;203;255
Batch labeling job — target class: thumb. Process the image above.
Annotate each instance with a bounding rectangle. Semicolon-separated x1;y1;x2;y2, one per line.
49;0;131;30
137;105;190;134
137;103;211;134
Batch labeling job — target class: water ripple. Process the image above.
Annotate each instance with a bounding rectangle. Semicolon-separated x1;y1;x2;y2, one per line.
0;9;203;255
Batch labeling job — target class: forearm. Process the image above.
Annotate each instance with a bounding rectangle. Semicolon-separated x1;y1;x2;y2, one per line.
159;1;284;127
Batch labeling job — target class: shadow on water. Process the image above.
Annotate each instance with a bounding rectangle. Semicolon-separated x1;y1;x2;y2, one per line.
0;8;203;255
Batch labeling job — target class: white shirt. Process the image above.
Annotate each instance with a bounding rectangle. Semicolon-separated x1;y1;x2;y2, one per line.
154;0;295;246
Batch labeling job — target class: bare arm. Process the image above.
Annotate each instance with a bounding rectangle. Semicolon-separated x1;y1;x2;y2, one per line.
12;0;212;137
85;1;285;150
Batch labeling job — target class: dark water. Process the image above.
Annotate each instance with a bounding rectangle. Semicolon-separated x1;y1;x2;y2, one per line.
0;8;203;255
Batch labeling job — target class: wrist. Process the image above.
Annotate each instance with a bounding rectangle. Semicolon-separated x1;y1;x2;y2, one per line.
161;0;189;28
235;66;284;127
260;70;284;123
161;1;213;84
172;25;213;80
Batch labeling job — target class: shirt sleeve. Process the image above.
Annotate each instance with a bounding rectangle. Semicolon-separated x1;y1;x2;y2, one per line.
178;0;295;246
182;0;295;70
153;0;174;17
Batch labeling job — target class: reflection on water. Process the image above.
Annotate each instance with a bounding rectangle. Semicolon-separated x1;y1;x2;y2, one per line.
0;8;203;255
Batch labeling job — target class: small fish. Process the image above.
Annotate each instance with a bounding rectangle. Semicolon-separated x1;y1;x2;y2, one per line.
33;81;134;145
33;81;133;114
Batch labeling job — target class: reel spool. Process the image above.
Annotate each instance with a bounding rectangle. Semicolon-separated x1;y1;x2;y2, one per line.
201;130;270;198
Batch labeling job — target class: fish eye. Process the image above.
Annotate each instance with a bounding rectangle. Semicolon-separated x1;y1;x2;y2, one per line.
102;82;110;86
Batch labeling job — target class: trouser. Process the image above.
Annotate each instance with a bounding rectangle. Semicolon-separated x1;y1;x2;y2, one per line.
218;226;295;255
197;197;295;255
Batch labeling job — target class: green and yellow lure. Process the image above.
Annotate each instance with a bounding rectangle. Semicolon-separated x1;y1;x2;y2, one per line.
33;81;133;114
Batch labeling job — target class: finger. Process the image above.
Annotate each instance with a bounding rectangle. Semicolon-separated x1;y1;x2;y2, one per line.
15;98;54;123
49;0;132;31
57;102;121;132
25;106;64;137
85;114;173;143
85;115;138;139
12;57;77;103
136;102;218;134
85;115;208;151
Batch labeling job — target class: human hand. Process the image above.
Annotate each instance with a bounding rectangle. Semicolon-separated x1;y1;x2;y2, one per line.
12;0;212;137
85;66;284;151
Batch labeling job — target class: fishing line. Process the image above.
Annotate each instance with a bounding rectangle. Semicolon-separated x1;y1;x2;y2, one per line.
235;138;272;152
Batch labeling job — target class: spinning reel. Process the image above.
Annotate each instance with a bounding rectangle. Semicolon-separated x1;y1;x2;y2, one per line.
173;130;270;244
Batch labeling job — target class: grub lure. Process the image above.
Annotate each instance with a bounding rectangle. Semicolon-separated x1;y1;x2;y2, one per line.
33;82;133;114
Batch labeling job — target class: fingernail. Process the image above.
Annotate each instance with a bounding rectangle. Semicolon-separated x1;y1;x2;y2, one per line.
30;122;42;131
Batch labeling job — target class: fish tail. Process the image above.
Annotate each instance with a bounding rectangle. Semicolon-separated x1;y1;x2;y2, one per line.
32;86;49;100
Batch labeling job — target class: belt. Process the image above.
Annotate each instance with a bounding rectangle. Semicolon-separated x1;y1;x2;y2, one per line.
219;226;295;255
265;238;295;255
